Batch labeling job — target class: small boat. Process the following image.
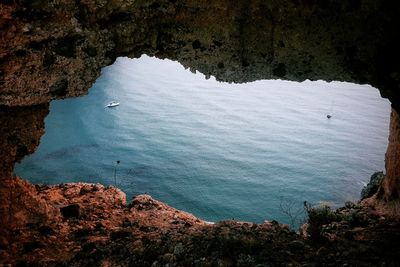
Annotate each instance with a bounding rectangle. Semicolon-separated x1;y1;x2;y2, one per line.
327;114;332;119
106;101;120;108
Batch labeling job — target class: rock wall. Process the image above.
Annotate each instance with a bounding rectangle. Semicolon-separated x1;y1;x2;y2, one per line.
382;108;400;202
0;105;48;176
368;107;400;213
1;0;399;106
0;105;49;243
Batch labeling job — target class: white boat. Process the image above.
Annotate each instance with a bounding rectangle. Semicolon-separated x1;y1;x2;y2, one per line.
106;101;120;108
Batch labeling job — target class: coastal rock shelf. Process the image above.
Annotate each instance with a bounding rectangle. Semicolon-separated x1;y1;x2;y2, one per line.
2;176;400;266
1;0;400;265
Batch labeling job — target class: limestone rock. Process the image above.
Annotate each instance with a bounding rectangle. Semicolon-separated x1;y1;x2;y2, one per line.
0;1;399;107
1;177;400;266
1;1;400;265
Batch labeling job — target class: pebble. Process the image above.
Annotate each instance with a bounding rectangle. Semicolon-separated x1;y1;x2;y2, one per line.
22;25;31;33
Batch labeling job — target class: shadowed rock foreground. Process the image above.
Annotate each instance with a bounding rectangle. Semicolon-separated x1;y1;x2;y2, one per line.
1;177;399;266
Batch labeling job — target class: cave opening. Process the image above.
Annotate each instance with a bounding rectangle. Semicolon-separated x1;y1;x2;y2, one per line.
2;0;400;264
15;55;391;227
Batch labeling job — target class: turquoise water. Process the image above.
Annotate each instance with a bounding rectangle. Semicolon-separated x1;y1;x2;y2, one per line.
15;55;390;226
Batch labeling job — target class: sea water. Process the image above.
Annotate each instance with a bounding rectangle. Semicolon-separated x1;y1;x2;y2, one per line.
15;55;391;227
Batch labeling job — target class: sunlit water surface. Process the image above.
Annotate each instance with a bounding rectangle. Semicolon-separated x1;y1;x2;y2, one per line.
16;56;390;227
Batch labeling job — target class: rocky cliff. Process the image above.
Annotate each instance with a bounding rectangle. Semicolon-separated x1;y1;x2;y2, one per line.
1;0;400;265
0;104;48;175
1;0;400;106
2;176;400;266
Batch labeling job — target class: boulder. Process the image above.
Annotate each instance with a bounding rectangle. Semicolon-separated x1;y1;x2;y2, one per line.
361;172;384;200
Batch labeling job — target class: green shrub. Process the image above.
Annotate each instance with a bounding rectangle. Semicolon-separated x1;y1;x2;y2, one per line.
304;202;339;242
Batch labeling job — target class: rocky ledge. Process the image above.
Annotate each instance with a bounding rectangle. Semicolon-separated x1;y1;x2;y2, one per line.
1;176;400;266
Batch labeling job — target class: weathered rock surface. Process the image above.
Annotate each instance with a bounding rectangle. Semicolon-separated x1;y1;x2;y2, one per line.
1;1;400;265
0;1;399;106
361;171;384;200
0;104;48;176
1;177;400;266
381;108;400;202
363;108;400;216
